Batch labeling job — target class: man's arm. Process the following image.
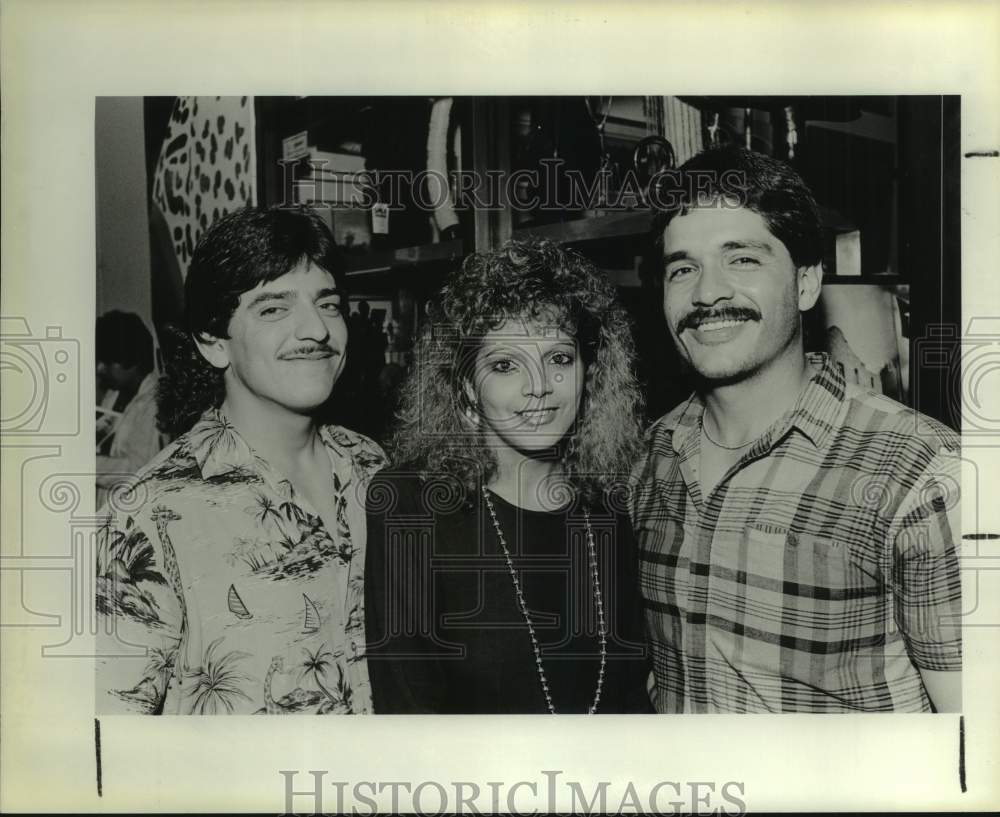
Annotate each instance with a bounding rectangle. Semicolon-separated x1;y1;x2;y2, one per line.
891;445;963;711
96;513;184;714
918;668;962;713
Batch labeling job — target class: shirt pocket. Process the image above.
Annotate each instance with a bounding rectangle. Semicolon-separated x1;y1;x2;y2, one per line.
743;527;850;589
737;527;883;655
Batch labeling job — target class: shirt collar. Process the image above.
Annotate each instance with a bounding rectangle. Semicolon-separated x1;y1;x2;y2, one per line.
185;408;261;480
661;392;704;456
316;424;364;491
789;352;846;449
662;352;845;455
185;407;360;494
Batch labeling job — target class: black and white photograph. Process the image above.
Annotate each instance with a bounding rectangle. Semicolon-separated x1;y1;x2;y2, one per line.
3;2;999;814
94;93;961;718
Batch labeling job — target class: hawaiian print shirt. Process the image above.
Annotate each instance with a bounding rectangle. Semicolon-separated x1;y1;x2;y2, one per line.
95;409;386;715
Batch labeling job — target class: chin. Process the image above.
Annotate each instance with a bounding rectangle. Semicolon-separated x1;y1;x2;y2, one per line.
277;389;336;414
504;434;570;456
688;356;761;386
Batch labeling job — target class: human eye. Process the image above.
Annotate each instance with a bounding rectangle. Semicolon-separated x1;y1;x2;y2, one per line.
490;357;517;374
729;254;762;267
257;304;287;319
549;349;576;366
665;263;696;281
318;298;343;315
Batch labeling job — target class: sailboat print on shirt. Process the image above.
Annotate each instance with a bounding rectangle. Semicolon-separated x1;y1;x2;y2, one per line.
302;594;322;634
227;584;252;619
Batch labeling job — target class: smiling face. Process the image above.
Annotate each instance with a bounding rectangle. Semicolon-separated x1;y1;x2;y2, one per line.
660;206;822;384
465;315;585;458
195;260;348;417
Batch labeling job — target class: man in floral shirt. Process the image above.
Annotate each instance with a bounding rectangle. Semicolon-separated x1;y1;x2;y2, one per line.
96;206;385;714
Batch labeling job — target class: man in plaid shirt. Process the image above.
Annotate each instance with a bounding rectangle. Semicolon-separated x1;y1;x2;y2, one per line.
631;146;962;713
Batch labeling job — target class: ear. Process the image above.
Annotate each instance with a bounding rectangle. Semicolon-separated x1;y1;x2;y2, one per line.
460;376;478;409
796;263;823;312
459;376;480;426
192;332;230;370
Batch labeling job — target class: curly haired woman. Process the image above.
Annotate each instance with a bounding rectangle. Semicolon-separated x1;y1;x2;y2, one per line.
365;238;652;713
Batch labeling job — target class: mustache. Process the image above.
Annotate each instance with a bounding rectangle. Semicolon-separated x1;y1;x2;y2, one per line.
678;306;760;333
278;343;340;359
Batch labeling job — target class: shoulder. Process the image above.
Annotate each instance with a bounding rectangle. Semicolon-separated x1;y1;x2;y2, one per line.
631;398;693;476
840;384;960;458
95;437;216;554
367;466;470;518
644;392;699;442
321;425;389;480
99;436;193;517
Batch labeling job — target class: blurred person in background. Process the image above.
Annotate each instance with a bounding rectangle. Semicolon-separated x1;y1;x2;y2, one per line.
96;310;166;506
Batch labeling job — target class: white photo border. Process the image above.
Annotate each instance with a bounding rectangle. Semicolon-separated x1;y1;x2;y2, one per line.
2;1;998;812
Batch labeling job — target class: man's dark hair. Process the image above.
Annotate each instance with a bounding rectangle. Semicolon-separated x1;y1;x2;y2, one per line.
96;310;154;373
158;205;347;437
648;145;824;283
184;205;347;339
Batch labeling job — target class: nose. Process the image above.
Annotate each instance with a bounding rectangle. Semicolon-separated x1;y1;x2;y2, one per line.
692;259;734;306
522;357;555;398
294;302;331;343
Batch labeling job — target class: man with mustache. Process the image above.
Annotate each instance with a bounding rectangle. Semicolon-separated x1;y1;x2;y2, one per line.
631;146;962;713
96;206;385;714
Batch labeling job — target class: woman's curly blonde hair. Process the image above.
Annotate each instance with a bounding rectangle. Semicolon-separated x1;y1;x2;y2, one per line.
390;238;645;502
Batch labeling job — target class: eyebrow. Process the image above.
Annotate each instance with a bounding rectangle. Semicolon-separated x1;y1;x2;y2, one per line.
245;287;341;308
663;239;774;266
662;250;690;266
246;290;295;308
481;339;576;355
722;239;774;254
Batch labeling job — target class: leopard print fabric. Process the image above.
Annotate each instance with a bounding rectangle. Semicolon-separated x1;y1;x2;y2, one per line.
151;96;256;281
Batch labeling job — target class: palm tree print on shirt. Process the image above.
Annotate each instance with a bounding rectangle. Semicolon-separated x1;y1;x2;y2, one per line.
186;637;254;714
145;643;179;685
96;407;385;715
242;493;302;567
228;535;281;572
96;515;168;625
248;493;285;533
186;413;254;471
298;644;335;688
113;640;180;710
259;656;325;714
295;646;356;714
316;663;354;714
276;480;309;542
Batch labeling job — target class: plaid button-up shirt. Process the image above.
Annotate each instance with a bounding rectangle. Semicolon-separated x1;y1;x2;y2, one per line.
631;354;962;713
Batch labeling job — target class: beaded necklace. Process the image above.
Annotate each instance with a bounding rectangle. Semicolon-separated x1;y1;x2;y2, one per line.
481;486;607;714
